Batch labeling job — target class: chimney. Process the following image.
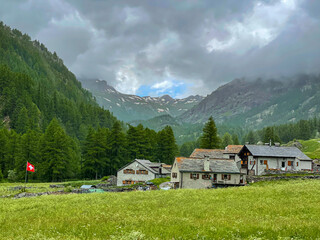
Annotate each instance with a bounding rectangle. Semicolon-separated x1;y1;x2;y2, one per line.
204;156;210;171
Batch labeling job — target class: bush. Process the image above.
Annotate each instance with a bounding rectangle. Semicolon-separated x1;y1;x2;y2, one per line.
7;170;17;182
101;176;110;181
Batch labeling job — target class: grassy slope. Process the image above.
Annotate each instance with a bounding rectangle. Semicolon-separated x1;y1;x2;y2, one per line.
1;180;320;239
300;138;320;159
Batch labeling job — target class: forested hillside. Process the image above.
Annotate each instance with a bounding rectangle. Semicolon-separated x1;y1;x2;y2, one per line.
0;23;178;182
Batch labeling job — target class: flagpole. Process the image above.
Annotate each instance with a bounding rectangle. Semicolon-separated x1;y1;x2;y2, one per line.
25;162;28;185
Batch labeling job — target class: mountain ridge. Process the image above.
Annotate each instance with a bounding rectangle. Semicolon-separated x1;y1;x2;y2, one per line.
81;78;204;122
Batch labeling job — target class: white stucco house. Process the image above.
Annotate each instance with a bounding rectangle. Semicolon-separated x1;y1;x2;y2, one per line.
238;145;313;175
171;157;245;189
117;159;171;186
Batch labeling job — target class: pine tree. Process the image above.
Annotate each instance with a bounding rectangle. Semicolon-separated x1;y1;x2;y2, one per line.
156;126;178;164
109;121;127;175
180;142;196;157
222;132;233;148
232;134;240;145
40;118;76;182
199;117;221;149
15;106;30;134
82;128;109;179
14;130;40;180
127;124;148;160
246;131;257;144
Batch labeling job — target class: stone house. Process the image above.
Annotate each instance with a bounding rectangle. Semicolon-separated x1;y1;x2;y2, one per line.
238;145;313;175
171;157;245;189
117;159;171;186
190;145;243;161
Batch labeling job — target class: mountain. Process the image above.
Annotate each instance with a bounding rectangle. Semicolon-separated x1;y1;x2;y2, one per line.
0;22;118;138
81;79;204;122
179;75;320;129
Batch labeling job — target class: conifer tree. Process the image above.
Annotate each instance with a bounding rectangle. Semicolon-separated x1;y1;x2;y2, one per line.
232;134;240;145
109;121;127;174
40;118;76;181
199;117;221;149
82;128;109;179
15;130;40;180
156;126;178;164
222;132;233;148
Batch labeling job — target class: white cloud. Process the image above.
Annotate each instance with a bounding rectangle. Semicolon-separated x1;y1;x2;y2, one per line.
207;0;299;54
115;65;140;94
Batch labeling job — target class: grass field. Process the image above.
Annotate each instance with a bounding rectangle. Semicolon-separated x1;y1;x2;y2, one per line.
1;180;320;239
299;138;320;159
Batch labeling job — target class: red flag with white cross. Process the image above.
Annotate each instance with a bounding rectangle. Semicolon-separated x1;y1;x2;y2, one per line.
26;162;35;172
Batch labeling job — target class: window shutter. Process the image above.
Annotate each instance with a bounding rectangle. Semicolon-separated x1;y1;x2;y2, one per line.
228;175;231;180
190;173;192;179
202;175;204;179
122;180;125;184
197;174;199;179
221;174;223;180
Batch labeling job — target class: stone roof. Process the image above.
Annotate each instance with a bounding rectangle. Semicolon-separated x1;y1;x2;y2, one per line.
245;145;311;160
225;145;244;154
135;159;159;174
175;157;240;174
190;148;226;159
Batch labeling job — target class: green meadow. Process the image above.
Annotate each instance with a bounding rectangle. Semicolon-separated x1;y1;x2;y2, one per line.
1;180;320;239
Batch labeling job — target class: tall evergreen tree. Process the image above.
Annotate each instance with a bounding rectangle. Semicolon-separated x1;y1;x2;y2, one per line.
40;118;77;181
156;126;178;164
232;134;240;145
199;117;221;149
109;121;127;175
82;128;109;179
222;132;233;148
15;130;40;180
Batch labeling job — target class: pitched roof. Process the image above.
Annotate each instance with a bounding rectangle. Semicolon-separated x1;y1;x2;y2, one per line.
190;148;226;159
135;159;159;174
175;157;240;174
225;145;244;154
245;145;311;160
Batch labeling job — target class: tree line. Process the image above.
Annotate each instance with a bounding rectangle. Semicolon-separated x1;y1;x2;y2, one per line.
243;118;320;145
0;119;178;182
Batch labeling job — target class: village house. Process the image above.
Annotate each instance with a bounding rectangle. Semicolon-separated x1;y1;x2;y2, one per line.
171;157;245;189
117;159;171;186
190;145;243;161
238;144;313;175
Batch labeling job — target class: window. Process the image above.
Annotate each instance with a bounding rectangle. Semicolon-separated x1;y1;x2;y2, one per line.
136;170;148;175
213;174;217;182
264;160;268;165
124;169;135;174
297;162;299;167
172;173;177;178
229;155;235;160
282;162;285;168
202;174;211;180
190;173;199;179
222;174;231;180
260;160;263;165
288;161;293;166
123;180;134;185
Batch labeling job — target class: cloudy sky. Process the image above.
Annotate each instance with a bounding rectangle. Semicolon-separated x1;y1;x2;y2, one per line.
0;0;319;98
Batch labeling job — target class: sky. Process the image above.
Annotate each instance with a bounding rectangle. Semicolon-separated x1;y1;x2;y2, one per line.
0;0;319;98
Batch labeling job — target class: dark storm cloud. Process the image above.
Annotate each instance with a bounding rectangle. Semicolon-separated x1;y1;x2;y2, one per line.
0;0;319;97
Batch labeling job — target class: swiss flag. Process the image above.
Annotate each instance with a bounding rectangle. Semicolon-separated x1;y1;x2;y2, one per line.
27;162;35;172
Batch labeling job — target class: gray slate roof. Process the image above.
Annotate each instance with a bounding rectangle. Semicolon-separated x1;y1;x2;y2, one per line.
245;145;311;160
135;159;159;174
176;158;240;174
190;149;226;159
